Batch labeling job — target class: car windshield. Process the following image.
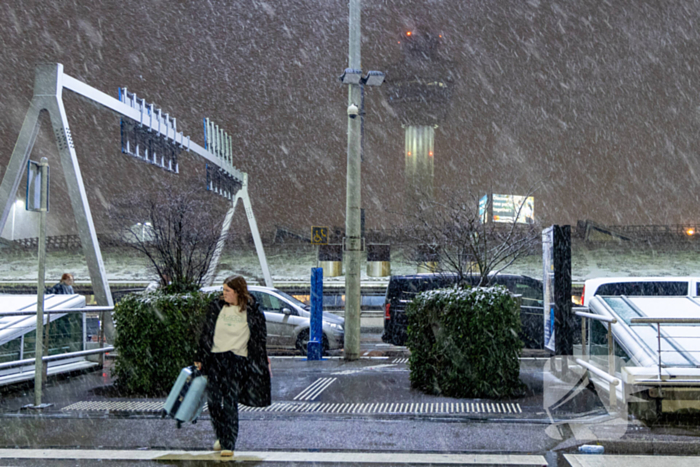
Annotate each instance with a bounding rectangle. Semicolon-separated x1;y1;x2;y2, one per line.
274;290;310;309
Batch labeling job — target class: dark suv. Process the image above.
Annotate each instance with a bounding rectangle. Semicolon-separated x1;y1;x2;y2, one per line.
382;273;544;348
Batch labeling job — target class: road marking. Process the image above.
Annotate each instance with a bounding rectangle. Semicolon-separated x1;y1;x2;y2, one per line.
294;377;337;401
0;449;548;465
564;454;700;467
392;357;409;364
331;363;398;375
270;356;390;360
61;401;164;412
61;400;524;416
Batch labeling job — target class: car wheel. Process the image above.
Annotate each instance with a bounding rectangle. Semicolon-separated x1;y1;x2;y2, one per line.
295;329;330;356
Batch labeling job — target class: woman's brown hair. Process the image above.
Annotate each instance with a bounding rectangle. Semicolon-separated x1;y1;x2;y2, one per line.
223;275;250;308
61;273;73;283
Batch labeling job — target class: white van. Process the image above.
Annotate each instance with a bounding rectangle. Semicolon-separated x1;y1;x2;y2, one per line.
581;277;700;307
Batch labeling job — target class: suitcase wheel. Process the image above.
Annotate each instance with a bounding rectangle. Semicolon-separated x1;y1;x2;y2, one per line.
192;419;197;424
160;409;167;419
176;420;182;429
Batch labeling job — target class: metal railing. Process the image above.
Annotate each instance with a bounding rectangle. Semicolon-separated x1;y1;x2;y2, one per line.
575;307;621;407
0;306;114;386
629;317;700;382
0;347;115;370
0;306;114;317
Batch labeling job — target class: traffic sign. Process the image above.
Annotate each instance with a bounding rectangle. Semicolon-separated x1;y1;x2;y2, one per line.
26;159;49;212
311;226;329;245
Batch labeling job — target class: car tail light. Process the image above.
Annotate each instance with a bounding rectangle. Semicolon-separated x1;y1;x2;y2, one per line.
581;285;585;306
385;303;391;320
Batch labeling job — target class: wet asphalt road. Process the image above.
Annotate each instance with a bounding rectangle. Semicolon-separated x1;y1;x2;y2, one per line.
2;336;700;465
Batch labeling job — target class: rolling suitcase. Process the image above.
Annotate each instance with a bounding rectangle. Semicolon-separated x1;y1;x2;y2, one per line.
162;366;208;428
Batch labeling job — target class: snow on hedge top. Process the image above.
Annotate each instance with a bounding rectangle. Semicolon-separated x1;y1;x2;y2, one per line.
416;285;512;304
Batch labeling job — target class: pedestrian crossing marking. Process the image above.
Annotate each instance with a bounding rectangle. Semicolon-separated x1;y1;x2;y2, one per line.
61;400;524;416
392;357;409;364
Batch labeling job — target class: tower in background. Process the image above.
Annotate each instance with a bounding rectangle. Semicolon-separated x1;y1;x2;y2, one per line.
385;27;453;208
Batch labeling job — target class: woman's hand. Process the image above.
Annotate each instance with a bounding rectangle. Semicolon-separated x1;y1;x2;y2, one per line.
267;357;272;377
194;361;202;371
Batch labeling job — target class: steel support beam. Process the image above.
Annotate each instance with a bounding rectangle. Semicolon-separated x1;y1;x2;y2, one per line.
204;174;272;288
1;63;272;315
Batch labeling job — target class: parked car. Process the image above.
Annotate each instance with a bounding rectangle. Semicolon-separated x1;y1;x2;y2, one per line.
581;277;700;307
201;285;344;355
382;273;544;348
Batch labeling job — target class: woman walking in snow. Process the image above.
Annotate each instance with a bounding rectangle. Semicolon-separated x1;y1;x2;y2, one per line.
194;275;271;457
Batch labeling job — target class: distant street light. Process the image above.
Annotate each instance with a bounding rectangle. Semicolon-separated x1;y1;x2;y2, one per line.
11;199;22;240
135;222;151;242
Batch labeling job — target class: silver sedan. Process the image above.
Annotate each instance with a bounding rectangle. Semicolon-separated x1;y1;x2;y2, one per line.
201;285;344;355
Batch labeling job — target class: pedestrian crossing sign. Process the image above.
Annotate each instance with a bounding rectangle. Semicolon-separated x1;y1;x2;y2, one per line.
311;226;329;245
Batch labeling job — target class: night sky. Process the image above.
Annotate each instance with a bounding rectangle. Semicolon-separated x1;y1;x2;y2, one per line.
2;0;700;239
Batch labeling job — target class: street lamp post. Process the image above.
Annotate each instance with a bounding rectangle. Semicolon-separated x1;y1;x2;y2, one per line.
341;0;384;360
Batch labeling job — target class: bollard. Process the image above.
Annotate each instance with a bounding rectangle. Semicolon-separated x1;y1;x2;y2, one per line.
367;244;390;277
307;267;324;360
416;244;440;273
318;244;343;277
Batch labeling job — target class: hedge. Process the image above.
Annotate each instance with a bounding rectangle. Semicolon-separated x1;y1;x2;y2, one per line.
406;285;524;399
112;291;217;395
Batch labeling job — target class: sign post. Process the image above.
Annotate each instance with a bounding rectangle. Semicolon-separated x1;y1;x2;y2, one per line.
26;157;52;409
542;225;572;357
311;226;329;245
311;226;329;268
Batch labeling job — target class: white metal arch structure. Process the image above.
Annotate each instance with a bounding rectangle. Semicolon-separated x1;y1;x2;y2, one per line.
0;63;273;318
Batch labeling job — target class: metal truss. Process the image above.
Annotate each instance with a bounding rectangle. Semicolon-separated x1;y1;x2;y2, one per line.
0;64;273;327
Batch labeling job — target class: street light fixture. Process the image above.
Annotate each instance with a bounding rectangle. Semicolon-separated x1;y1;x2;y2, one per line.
340;68;363;85
363;71;385;87
339;69;385;87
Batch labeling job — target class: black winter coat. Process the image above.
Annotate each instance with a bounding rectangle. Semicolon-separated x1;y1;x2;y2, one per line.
48;283;74;294
196;297;271;407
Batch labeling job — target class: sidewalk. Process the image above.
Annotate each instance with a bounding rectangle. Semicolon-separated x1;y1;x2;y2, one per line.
2;346;700;466
1;353;545;419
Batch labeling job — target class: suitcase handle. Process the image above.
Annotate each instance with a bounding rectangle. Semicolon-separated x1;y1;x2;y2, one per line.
189;365;202;378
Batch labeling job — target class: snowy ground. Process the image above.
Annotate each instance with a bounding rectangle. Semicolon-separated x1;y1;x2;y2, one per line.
0;240;698;286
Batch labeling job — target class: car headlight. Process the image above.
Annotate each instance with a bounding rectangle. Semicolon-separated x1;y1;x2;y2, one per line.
326;322;343;331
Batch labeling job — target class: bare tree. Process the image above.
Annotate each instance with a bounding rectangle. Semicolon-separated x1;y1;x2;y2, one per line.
399;187;541;287
110;181;225;293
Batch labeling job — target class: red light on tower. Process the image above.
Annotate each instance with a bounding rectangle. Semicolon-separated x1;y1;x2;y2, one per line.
406;31;412;37
429;151;433;157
